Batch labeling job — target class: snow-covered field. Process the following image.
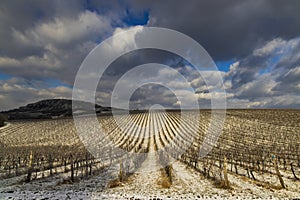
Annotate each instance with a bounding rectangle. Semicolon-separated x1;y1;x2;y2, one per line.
0;110;299;199
1;159;299;199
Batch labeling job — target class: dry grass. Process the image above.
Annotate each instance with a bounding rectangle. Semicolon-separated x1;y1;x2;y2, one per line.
158;176;172;188
218;180;233;190
236;172;285;190
56;178;79;185
107;179;123;188
255;182;285;190
157;166;173;189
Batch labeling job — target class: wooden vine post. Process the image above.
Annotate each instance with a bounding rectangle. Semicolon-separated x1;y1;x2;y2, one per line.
273;155;285;188
26;151;34;183
119;159;124;182
70;154;74;182
223;156;230;188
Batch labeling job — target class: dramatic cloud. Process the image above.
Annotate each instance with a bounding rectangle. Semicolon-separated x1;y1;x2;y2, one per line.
0;8;115;85
131;0;300;60
226;37;300;108
12;10;111;47
253;38;287;57
0;1;299;110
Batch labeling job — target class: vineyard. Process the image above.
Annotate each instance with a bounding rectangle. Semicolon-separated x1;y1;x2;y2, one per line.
0;109;299;199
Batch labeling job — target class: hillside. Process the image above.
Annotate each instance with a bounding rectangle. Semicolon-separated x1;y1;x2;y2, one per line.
1;99;112;120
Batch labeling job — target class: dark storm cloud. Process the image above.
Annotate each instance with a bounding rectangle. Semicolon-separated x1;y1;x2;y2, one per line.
129;0;300;60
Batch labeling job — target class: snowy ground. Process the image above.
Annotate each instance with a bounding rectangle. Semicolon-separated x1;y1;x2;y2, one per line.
1;149;299;199
1;112;299;199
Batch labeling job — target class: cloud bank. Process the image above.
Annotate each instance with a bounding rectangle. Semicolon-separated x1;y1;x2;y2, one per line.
0;1;299;110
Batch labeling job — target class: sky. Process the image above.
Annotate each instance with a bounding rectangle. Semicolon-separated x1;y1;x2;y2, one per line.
0;0;300;110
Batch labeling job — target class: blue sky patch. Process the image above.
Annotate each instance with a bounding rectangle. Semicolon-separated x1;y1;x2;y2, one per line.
44;78;71;88
0;73;12;80
215;60;236;72
123;9;149;26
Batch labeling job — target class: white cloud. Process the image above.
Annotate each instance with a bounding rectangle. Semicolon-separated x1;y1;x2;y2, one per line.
191;70;226;91
109;25;144;54
253;38;286;57
223;36;300;108
0;57;20;67
285;66;300;77
227;61;239;76
0;11;113;83
235;73;276;98
13;10;112;46
0;53;61;70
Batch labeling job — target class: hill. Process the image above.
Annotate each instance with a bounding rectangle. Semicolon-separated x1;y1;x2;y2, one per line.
1;99;112;120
